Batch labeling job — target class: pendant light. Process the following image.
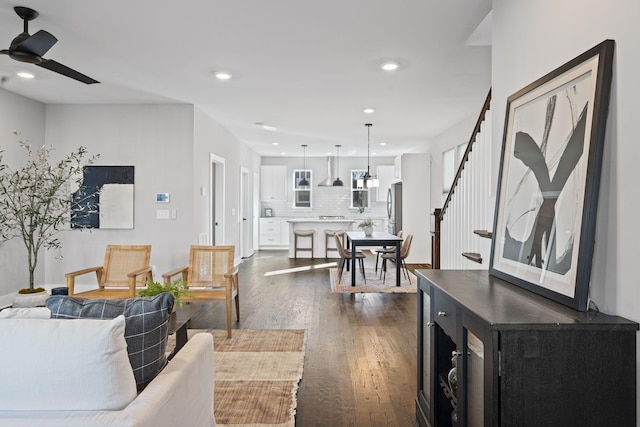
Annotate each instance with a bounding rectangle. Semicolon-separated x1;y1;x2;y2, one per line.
332;144;344;186
299;144;310;187
357;123;379;188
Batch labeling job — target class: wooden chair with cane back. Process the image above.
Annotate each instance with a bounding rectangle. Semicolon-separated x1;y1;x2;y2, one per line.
162;245;239;338
66;245;154;299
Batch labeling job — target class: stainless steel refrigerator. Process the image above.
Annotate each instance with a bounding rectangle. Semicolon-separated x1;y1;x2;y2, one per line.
386;181;402;235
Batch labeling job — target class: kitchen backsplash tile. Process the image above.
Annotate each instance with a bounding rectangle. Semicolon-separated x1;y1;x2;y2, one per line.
261;186;387;222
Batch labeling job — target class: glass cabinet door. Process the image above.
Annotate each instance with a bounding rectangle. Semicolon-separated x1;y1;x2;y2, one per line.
463;329;485;426
422;291;432;404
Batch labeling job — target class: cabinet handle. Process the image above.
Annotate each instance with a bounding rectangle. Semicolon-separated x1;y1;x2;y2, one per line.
437;311;447;317
426;322;435;327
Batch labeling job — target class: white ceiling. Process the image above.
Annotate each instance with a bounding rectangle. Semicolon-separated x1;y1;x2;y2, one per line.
0;0;492;158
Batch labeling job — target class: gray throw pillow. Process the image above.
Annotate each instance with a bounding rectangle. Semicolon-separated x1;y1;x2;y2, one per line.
46;293;174;391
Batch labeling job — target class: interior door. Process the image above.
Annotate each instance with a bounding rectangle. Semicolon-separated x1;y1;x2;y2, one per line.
240;167;253;258
210;153;226;245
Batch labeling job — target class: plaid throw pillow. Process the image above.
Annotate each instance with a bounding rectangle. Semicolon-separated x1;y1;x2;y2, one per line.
46;293;174;391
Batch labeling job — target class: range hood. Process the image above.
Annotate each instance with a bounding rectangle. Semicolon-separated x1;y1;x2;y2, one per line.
317;156;343;186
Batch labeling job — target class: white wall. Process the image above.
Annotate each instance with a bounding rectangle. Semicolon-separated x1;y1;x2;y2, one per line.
492;0;640;417
0;100;261;301
193;107;262;263
429;114;477;211
44;104;196;287
0;89;46;300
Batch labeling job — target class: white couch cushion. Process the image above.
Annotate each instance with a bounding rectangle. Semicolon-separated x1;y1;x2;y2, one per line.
0;307;51;319
46;294;173;391
0;315;137;411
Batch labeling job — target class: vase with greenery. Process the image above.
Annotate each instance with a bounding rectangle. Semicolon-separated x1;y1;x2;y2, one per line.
358;217;375;237
0;131;99;295
138;280;194;310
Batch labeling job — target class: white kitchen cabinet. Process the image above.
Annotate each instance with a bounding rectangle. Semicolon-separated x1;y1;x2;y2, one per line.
259;218;288;248
375;164;395;202
394;155;402;179
260;165;287;202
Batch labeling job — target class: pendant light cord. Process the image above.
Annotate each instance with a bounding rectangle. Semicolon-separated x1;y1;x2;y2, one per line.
300;144;309;187
366;123;372;178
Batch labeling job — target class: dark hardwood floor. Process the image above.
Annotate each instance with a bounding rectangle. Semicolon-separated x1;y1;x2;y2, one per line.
190;249;419;427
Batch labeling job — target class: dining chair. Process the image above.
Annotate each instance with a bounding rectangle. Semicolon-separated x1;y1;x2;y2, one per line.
375;230;403;272
380;234;413;284
335;234;366;284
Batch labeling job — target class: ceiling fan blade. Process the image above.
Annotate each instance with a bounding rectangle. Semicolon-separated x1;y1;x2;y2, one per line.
17;30;57;57
37;59;99;84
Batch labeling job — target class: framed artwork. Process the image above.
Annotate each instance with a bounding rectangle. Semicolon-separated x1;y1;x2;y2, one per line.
489;40;615;311
71;166;135;229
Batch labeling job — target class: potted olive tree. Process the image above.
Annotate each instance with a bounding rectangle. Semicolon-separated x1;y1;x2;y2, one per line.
0;131;98;306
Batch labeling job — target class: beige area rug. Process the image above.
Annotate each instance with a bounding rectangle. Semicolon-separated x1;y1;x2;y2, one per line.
329;267;417;293
168;329;306;427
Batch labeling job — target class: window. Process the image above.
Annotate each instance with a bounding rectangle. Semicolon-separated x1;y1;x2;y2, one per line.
442;142;468;196
293;170;312;208
351;170;369;209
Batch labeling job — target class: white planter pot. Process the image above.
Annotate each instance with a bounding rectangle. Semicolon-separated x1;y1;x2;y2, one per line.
13;290;49;308
363;226;373;237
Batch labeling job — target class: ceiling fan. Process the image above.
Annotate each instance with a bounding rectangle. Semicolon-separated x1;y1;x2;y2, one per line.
0;6;99;84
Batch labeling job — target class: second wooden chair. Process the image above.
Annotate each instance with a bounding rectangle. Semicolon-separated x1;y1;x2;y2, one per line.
163;245;239;338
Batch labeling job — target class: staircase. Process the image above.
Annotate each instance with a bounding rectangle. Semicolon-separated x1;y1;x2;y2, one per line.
432;90;493;269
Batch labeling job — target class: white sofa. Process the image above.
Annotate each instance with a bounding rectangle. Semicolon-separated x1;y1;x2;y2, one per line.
0;311;216;427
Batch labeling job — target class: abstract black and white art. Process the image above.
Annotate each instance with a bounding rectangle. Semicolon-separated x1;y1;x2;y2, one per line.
490;40;614;311
71;166;134;229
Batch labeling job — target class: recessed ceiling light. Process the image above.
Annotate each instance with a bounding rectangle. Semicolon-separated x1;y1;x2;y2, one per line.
17;71;34;79
280;151;286;155
380;142;387;146
380;61;399;71
363;108;375;114
272;141;279;146
214;71;232;80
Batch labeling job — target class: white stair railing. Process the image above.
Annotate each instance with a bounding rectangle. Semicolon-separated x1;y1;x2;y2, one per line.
440;110;493;269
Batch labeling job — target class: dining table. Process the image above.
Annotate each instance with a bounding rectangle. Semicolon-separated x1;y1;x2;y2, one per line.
345;231;404;286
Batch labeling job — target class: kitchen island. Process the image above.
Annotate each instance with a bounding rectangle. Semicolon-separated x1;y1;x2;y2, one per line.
287;217;356;258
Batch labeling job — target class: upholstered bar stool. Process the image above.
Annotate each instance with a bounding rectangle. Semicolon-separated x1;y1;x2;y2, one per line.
324;229;345;259
293;229;315;259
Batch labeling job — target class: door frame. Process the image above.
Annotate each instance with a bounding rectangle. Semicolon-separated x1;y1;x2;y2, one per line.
239;167;253;258
210;153;226;245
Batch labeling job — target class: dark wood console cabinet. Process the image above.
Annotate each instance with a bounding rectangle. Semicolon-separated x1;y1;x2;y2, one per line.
416;269;638;427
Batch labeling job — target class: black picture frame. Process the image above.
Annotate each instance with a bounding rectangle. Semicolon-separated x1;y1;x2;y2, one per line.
489;40;615;311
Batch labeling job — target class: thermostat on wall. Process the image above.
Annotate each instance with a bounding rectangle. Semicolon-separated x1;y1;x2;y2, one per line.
156;193;170;203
